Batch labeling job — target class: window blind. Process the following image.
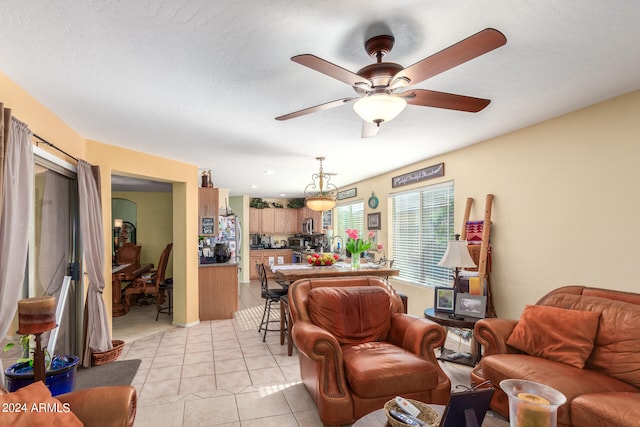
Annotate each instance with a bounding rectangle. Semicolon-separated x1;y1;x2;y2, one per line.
391;181;454;287
336;201;364;243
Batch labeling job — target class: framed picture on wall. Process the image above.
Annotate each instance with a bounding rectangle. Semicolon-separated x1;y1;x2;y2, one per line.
322;210;332;229
435;287;456;313
200;216;216;235
367;212;381;230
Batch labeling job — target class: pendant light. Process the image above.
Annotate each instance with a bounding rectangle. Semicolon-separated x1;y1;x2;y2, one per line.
304;157;337;211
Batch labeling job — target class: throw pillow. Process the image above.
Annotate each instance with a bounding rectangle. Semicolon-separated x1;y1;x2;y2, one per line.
308;286;391;344
506;304;601;369
0;381;82;426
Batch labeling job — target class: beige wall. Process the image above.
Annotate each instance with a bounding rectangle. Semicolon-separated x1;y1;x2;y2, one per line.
339;90;640;320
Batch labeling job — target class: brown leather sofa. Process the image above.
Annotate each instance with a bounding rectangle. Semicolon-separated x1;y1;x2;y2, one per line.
471;286;640;427
288;276;451;427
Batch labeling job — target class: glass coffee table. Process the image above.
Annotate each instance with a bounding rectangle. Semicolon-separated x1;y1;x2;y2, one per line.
352;404;509;426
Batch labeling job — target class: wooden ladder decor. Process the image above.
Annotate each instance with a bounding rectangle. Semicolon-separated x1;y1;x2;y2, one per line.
460;194;495;317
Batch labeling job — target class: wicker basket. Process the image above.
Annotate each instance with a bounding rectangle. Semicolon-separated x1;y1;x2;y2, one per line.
91;340;125;366
384;398;440;427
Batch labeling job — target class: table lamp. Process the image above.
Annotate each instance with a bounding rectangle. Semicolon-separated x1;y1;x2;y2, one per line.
17;296;57;383
438;234;477;293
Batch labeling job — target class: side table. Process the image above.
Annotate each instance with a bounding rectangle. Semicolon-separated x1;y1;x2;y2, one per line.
424;307;482;367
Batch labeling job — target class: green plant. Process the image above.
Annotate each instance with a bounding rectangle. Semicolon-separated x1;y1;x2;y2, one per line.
287;198;305;209
3;335;52;370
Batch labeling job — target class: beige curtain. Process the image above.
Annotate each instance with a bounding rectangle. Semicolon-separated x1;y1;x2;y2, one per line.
0;102;11;225
77;160;112;367
0;116;34;384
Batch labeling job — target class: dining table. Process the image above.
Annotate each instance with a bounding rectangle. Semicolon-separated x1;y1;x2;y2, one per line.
112;262;153;317
271;262;399;283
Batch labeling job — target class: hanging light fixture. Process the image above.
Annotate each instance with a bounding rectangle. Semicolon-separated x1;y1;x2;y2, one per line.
353;92;407;126
305;157;338;211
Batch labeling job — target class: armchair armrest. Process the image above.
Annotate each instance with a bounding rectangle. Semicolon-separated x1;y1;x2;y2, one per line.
57;385;136;427
292;321;349;398
474;317;520;356
388;314;446;363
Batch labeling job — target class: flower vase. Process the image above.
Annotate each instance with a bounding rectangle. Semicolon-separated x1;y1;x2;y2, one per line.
351;253;361;270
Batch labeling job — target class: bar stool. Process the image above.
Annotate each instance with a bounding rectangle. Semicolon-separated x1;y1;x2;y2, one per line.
156;278;173;321
280;294;293;356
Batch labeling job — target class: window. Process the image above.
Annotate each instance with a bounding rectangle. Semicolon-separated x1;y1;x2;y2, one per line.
336;201;364;244
391;181;454;287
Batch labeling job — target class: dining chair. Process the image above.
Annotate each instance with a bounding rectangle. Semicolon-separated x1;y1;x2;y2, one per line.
257;263;288;342
116;242;141;266
123;242;172;312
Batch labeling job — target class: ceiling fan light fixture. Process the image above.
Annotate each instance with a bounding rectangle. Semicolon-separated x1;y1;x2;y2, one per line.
353;93;407;124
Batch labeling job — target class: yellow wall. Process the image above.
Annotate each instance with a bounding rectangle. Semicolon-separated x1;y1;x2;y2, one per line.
1;71;201;333
340;89;640;320
112;191;174;278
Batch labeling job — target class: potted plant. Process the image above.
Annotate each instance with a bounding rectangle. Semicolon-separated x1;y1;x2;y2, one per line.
3;335;79;396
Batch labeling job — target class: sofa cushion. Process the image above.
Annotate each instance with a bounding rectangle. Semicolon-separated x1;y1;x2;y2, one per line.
506;304;600;368
542;293;640;388
342;341;438;398
308;286;391;344
481;354;638;427
0;381;83;426
571;392;640;427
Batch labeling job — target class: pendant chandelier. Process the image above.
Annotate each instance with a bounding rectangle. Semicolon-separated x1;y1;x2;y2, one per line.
304;157;338;211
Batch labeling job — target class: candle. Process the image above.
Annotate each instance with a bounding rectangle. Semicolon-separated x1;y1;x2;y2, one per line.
469;277;482;295
17;296;57;335
516;393;551;427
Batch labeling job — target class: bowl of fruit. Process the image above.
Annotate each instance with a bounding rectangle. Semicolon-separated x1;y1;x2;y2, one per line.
306;253;339;266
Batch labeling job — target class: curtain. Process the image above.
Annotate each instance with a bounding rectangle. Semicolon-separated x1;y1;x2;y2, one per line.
77;160;112;367
0;116;34;384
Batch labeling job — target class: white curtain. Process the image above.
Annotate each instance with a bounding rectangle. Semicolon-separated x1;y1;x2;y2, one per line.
0;116;34;384
77;160;112;367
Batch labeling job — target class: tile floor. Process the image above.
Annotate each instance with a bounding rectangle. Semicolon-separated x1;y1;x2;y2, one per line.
113;280;492;427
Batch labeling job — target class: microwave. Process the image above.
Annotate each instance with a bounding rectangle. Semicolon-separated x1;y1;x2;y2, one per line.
288;237;306;248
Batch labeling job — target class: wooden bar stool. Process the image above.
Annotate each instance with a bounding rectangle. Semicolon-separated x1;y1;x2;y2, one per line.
279;294;293;356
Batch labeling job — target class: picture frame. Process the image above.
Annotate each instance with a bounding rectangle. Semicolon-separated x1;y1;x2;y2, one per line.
455;293;487;318
322;209;332;229
200;216;216;235
337;188;357;200
367;212;381;230
435;286;456;313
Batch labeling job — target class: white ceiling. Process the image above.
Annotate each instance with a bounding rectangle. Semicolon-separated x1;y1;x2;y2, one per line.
2;1;640;197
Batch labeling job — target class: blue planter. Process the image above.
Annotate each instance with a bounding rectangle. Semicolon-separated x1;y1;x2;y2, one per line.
5;355;79;396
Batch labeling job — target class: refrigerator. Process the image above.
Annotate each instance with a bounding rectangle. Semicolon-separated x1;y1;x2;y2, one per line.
218;214;242;263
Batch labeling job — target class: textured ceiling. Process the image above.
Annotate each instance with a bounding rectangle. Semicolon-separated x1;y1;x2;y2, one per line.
1;1;640;197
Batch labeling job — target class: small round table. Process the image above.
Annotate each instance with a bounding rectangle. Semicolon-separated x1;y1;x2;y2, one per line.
424;307;482;366
352;405;445;426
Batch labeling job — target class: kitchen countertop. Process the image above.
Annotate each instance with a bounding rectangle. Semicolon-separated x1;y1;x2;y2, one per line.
249;248;293;251
199;261;239;267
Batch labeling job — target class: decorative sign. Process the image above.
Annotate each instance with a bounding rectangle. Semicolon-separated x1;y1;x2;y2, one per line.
337;188;357;200
200;216;216;235
392;163;444;188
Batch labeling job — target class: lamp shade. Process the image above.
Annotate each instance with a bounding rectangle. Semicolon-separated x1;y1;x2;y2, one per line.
114;218;123;228
438;239;477;268
353;93;407;124
17;296;57;335
306;195;336;211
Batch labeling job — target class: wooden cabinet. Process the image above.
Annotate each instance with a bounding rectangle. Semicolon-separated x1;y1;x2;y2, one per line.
199;188;219;236
297;207;323;233
199;264;238;320
261;208;275;234
274;208;298;234
249;208;261;234
249;249;292;279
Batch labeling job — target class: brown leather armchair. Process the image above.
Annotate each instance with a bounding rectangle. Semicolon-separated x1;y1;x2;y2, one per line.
57;385;137;427
288;276;451;427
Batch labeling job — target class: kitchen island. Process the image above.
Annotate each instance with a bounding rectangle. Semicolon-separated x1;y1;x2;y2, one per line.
198;262;238;320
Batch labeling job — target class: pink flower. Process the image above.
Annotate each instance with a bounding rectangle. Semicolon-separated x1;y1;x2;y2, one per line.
377;243;384;250
346;229;359;240
368;231;375;239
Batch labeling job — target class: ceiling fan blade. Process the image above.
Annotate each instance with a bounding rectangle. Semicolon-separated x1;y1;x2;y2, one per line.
406;89;491;112
292;54;371;88
394;28;506;86
276;97;358;121
361;121;380;138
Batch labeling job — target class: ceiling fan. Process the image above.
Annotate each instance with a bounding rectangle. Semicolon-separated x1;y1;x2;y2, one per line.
276;28;507;138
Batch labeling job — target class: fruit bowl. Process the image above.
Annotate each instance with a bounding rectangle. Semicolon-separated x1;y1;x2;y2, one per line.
306;253;339;266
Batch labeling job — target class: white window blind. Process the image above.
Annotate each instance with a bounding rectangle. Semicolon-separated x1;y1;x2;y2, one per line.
391;181;454;287
336;201;364;242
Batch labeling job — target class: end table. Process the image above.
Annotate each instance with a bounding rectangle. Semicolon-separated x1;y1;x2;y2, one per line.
424;307;482;366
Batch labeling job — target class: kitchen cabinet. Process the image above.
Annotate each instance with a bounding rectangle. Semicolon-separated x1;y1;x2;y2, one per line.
261;208;275;234
249;208;261;234
199;263;238;320
274;208;298;234
297;207;323;233
250;249;292;279
199;188;219;236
